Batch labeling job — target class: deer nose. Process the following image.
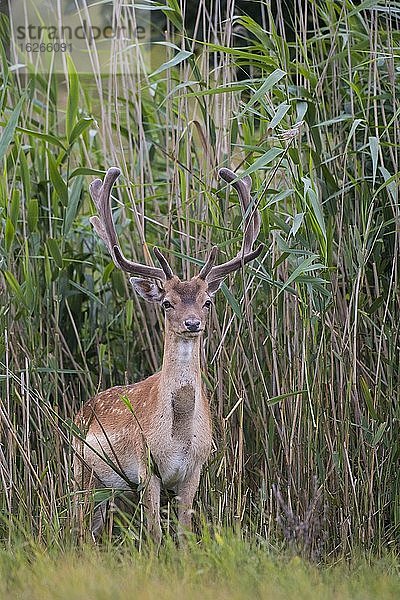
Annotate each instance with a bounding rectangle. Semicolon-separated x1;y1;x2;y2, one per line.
184;318;201;332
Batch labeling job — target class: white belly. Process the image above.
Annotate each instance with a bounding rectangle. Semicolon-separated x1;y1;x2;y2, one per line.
82;417;210;492
84;433;140;489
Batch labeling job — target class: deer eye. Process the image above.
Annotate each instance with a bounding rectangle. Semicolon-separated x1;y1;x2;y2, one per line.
162;300;173;309
204;300;212;309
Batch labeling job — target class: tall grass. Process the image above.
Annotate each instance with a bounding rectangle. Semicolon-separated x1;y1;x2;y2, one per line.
0;0;399;558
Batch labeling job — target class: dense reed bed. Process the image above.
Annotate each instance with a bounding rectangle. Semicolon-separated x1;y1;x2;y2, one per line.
0;0;399;567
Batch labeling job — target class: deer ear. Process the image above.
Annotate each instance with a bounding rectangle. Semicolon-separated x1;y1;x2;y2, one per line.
207;279;223;297
130;278;165;303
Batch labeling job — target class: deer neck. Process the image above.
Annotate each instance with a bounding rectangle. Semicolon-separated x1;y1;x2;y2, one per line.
160;322;202;391
158;322;203;424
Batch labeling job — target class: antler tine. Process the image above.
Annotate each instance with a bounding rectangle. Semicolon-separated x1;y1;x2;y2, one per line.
89;168;167;281
89;167;122;255
204;168;263;285
219;167;261;254
153;247;174;280
198;246;218;280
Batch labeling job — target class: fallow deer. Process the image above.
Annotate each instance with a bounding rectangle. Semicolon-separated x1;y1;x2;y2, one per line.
73;166;262;543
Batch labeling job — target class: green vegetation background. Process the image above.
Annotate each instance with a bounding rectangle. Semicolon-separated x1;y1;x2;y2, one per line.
0;1;399;593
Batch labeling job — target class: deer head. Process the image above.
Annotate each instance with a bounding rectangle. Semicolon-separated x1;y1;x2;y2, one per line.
89;167;262;338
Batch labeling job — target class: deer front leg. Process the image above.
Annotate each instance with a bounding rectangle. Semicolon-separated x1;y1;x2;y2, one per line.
141;473;162;545
176;467;201;541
